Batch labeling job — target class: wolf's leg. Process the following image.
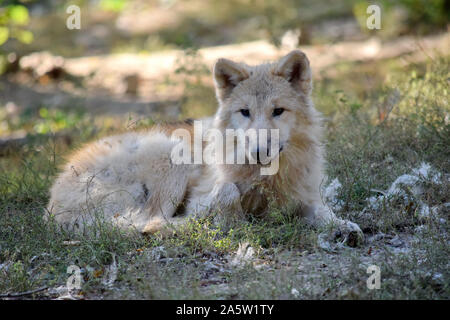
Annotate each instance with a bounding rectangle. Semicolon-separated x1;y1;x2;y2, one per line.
303;204;364;247
207;182;244;226
141;170;191;235
184;181;243;218
141;215;186;236
144;182;244;235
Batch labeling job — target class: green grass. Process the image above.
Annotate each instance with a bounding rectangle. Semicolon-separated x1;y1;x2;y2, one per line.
0;56;448;299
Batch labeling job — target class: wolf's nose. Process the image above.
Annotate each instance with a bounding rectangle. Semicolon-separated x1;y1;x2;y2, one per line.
252;147;270;164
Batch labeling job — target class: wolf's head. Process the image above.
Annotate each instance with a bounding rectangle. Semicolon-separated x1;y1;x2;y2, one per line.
212;50;318;165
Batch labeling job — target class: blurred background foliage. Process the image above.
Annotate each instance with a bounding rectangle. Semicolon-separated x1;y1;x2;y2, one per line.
0;1;32;46
0;0;448;141
0;0;448;58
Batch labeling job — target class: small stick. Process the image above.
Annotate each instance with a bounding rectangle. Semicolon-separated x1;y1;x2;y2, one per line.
63;240;81;246
370;189;387;196
0;286;48;298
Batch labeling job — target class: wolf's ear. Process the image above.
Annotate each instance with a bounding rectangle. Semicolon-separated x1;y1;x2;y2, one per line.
275;50;312;95
214;58;249;101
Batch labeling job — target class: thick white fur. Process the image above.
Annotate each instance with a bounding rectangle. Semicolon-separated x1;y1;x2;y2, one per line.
47;50;363;242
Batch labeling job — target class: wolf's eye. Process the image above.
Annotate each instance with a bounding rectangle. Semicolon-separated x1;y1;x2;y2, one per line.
240;109;250;117
272;108;285;117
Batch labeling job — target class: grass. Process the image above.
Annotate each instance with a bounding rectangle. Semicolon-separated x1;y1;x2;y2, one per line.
0;55;448;299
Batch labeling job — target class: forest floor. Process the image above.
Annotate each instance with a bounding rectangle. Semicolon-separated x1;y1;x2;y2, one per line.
0;5;448;299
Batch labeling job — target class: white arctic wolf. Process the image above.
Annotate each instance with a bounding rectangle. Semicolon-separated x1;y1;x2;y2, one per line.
47;50;363;245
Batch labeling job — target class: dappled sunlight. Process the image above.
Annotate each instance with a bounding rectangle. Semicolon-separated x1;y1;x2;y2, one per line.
0;0;448;300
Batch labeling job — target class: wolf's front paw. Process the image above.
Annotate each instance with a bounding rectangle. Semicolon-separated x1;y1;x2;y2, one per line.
333;220;364;247
211;182;244;227
212;182;243;214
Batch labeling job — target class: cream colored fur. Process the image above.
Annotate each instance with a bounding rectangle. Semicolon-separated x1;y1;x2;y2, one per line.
47;50;363;243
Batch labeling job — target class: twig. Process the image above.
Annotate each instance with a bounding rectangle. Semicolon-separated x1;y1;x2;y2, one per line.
370;189;387;196
0;286;48;298
62;240;81;246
